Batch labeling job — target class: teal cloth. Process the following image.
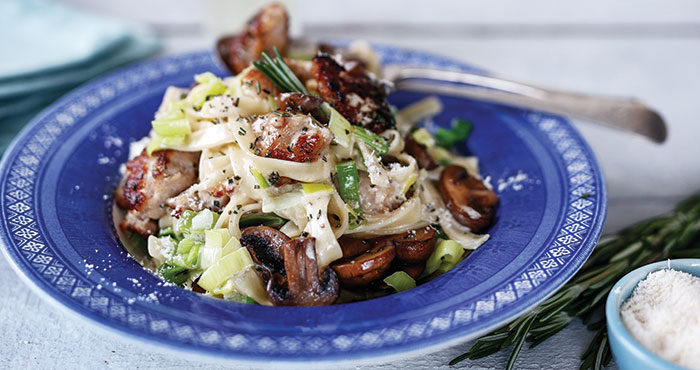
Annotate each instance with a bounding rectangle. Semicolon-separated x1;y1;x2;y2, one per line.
0;0;160;153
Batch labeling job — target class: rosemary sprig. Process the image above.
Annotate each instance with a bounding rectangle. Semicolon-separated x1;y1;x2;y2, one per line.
251;47;309;95
451;193;700;369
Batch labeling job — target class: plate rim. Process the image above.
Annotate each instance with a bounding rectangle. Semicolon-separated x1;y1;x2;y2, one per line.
0;47;607;366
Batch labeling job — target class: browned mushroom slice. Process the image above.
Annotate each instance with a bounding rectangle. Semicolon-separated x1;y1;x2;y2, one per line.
400;263;426;280
240;226;290;274
439;165;499;233
276;238;339;306
387;261;426;280
338;236;373;259
382;226;437;263
331;241;396;286
404;134;438;170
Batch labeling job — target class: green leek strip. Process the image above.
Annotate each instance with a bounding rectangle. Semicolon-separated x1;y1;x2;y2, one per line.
191;209;219;231
201;231;239;271
198;248;254;291
251;168;270;188
401;174;418;194
194;72;218;84
158;226;175;238
302;183;334;194
239;213;288;228
336;161;363;224
175;210;196;236
428;146;452;166
161;135;186;147
328;106;353;147
167;99;189;115
205;229;231;249
424;239;465;276
177;237;195;256
152;117;191;137
411;128;435;148
383;271;416;292
434;118;473;148
146;136;163;155
146;135;187;155
184;243;200;268
157;263;190;285
326;104;388;154
353;126;389;155
187;72;228;108
262;190;304;213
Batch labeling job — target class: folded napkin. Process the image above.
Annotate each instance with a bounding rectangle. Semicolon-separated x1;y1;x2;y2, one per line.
0;0;160;153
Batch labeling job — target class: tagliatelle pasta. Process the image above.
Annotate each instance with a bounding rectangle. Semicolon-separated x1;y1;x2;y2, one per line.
113;4;499;306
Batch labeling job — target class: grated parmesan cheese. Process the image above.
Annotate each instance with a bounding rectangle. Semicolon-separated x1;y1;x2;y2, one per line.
620;268;700;369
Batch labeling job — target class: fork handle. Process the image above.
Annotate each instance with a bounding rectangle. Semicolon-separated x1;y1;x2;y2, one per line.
384;66;667;143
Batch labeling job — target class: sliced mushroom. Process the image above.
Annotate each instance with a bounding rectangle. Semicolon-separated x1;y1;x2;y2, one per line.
439;165;499;233
331;240;396;286
338;236;373;259
266;238;339;306
404;134;438;170
399;263;426;280
383;226;437;263
387;261;425;280
240;226;289;274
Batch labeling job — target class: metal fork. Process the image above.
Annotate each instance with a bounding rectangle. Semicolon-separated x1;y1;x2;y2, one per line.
382;65;667;143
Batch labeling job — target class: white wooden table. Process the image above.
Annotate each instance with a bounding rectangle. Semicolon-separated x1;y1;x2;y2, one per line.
4;1;700;368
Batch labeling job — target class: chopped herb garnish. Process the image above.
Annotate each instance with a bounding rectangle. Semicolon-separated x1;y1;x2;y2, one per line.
251;47;310;94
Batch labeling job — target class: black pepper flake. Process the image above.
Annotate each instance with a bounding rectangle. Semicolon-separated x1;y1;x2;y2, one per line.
234;97;240;107
236;204;242;210
262;89;270;94
214;200;220;207
238;127;247;135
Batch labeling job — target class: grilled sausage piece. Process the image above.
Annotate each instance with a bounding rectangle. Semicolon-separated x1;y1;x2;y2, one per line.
249;111;332;162
115;149;199;237
312;54;395;133
217;3;290;74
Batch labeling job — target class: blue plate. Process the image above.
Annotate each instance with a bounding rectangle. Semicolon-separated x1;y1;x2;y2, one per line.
0;48;606;366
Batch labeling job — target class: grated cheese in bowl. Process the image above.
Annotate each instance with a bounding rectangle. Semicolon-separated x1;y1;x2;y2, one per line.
620;268;700;369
